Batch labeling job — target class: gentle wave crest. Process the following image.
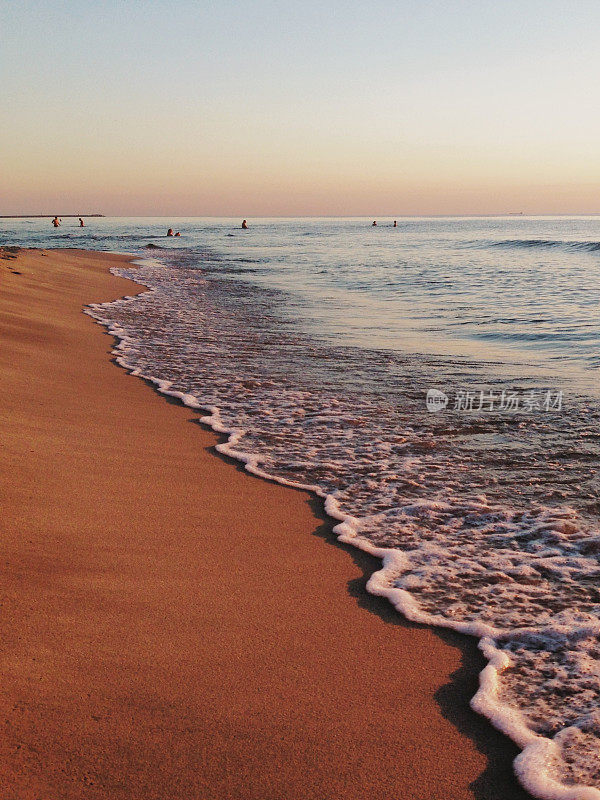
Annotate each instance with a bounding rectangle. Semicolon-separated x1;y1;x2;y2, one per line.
484;239;600;253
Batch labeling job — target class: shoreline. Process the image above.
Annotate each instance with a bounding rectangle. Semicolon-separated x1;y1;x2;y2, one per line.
0;246;532;799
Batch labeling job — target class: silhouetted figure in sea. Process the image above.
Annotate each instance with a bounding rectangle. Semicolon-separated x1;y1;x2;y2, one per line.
167;228;174;237
393;220;397;227
242;219;248;229
372;220;377;226
174;232;181;237
52;216;60;227
79;217;85;227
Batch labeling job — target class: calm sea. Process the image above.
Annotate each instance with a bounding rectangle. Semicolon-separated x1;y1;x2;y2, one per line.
4;216;600;798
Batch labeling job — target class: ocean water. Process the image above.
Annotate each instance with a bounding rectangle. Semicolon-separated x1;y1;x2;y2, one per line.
3;216;600;798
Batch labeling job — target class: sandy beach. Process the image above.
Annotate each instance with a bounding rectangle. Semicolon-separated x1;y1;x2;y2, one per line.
0;247;533;800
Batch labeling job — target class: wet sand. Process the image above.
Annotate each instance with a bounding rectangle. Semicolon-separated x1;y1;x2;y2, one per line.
0;247;532;799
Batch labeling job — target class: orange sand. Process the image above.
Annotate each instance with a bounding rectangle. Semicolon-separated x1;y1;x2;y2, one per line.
0;247;532;799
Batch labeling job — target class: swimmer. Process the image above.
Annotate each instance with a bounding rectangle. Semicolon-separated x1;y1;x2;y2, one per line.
174;232;181;237
52;216;60;227
242;219;248;229
167;228;174;237
372;220;377;226
393;220;397;227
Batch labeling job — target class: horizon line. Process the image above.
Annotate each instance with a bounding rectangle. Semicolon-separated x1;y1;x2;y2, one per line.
3;213;600;219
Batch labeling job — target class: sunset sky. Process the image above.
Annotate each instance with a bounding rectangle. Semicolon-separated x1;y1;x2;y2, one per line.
2;0;600;216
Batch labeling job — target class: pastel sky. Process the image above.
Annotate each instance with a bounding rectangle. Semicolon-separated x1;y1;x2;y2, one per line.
2;0;600;216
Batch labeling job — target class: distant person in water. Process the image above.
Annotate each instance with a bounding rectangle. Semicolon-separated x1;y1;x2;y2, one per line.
174;232;181;237
79;217;85;227
393;220;397;227
242;219;248;229
372;220;377;226
52;216;60;227
167;228;174;237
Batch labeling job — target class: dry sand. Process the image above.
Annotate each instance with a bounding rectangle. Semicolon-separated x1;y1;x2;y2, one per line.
0;247;532;800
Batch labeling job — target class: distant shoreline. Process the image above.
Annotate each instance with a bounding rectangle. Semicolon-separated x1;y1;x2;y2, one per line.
0;214;105;218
